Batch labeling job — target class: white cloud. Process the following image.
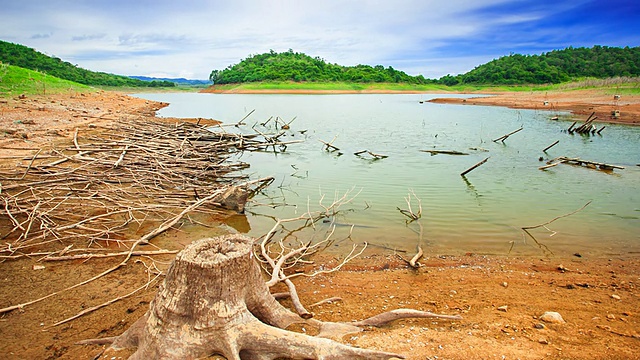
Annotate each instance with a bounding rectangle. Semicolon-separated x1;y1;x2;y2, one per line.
1;0;638;79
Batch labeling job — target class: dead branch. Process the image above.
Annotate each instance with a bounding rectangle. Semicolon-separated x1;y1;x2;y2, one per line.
319;135;340;152
492;127;523;142
49;272;162;328
420;149;469;156
540;156;624;171
354;150;388;159
522;201;592;231
352;309;462;327
520;201;592;255
461;157;490;177
409;245;424;268
542;140;559;152
310;297;343;307
41;249;179;261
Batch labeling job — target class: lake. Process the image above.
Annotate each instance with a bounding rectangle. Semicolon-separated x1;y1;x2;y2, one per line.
135;93;640;258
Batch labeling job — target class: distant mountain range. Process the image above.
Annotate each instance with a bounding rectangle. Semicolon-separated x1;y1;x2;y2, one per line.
129;76;212;85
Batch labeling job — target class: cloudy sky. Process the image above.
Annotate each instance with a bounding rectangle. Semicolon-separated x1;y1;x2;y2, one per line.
1;0;639;80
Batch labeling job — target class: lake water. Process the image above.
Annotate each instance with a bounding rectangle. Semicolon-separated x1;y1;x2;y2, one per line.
135;93;640;258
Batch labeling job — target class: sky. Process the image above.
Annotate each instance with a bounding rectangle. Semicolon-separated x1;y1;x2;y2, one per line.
1;0;639;80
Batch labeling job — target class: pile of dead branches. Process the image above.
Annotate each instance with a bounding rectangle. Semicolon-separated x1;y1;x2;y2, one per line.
0;118;281;260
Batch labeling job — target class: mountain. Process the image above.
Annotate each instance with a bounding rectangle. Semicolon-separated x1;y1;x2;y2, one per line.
0;40;174;87
129;76;211;85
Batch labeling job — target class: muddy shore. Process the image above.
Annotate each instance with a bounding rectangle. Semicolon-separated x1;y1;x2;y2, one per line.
0;90;638;360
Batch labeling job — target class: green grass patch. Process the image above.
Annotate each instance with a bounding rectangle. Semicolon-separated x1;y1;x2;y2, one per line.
0;64;94;97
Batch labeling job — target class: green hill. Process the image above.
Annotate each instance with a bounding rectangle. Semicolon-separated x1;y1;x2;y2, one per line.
0;40;174;88
209;50;431;85
443;45;640;85
0;63;93;96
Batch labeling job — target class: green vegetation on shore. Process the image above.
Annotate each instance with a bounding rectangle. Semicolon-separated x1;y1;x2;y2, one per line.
210;46;640;89
2;39;639;96
0;64;93;96
445;45;640;85
0;40;175;88
210;50;429;85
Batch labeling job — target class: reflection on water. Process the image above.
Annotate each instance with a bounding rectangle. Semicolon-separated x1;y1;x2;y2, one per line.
136;93;640;257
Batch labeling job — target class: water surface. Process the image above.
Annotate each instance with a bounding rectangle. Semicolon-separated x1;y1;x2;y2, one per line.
136;93;640;257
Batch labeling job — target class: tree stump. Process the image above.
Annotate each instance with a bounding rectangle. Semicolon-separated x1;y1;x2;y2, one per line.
107;235;404;359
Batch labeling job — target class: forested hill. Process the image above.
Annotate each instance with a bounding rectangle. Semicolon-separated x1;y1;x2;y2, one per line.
442;45;640;85
0;40;174;87
209;50;430;84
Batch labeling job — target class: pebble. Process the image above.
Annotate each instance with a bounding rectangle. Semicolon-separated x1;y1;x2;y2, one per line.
497;305;508;312
533;323;546;329
611;294;621;300
501;282;508;288
538;338;549;345
540;311;565;324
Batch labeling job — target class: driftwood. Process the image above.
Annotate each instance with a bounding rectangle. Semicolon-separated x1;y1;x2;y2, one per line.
492;127;523;142
319;135;340;152
421;149;469;156
542;140;560;152
540;156;624;171
521;201;592;255
569;112;605;135
461;157;490;177
397;191;424;268
0;118;286;258
355;150;388;159
90;235;461;359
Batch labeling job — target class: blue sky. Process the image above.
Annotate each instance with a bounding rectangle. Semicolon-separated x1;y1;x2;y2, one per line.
1;0;639;79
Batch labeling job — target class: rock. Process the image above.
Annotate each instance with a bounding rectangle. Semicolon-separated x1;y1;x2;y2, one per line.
533;323;546;329
497;305;508;312
501;282;508;288
540;311;565;324
611;294;621;300
538;338;549;345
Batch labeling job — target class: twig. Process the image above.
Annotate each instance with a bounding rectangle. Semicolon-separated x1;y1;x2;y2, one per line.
461;157;489;177
492;127;523;142
49;272;162;328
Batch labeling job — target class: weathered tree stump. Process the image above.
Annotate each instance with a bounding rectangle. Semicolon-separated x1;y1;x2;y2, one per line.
106;235;404;359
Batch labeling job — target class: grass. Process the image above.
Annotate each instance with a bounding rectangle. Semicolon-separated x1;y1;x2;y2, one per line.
206;78;640;94
0;64;94;97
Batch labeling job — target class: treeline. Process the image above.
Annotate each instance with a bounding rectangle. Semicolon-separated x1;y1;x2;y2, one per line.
0;40;175;87
441;45;640;85
210;50;430;84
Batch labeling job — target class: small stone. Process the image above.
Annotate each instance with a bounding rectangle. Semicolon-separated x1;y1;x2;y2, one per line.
611;294;621;300
538;338;549;345
534;323;546;329
540;311;565;324
501;282;508;288
497;305;508;312
607;314;616;320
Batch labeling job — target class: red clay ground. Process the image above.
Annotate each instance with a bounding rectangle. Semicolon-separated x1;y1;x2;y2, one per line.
0;90;638;360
